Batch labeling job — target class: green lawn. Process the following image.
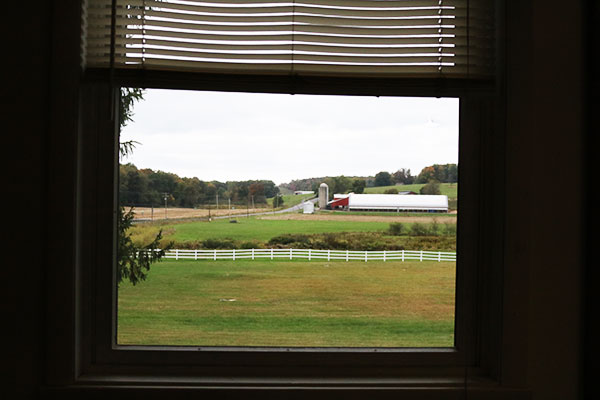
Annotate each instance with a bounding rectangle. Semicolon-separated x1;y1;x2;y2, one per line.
118;259;455;347
364;183;458;199
137;217;393;243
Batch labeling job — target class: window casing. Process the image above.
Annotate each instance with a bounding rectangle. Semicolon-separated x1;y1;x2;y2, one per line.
44;0;515;396
71;77;501;384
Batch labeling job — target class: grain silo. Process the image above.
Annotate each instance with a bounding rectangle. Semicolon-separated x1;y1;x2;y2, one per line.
318;183;329;209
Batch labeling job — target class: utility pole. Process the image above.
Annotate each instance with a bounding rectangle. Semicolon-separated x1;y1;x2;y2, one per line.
163;192;169;219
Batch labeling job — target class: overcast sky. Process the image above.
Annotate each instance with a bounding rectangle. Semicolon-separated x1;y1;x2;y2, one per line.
120;89;459;185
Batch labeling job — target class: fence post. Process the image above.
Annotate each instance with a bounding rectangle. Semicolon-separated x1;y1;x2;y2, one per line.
214;249;216;261
438;251;441;262
233;248;236;261
346;250;349;262
365;251;367;262
383;250;386;262
252;248;255;260
175;249;179;260
328;250;330;261
402;250;404;262
308;249;311;261
194;250;198;260
290;248;293;260
420;250;423;262
271;248;273;260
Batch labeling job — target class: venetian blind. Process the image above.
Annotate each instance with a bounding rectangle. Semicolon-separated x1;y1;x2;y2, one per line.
82;0;494;79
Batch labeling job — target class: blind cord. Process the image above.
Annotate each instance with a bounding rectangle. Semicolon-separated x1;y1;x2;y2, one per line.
290;0;296;94
109;0;117;121
142;0;146;68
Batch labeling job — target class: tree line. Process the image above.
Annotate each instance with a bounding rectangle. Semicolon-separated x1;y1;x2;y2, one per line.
373;164;458;187
120;162;458;207
119;163;279;208
279;164;457;199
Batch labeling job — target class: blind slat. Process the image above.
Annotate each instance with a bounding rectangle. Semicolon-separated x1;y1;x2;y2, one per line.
83;0;494;79
103;38;456;54
118;2;466;18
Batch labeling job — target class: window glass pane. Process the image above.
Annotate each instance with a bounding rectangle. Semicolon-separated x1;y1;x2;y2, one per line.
117;88;459;347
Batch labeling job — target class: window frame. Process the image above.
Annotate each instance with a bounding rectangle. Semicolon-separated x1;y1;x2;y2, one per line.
70;73;499;384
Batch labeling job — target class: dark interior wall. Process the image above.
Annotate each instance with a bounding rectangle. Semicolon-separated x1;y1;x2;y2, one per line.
525;0;583;397
13;2;52;398
12;0;588;398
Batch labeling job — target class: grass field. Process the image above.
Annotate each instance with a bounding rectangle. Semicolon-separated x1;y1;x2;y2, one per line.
171;217;390;242
132;216;393;244
130;213;457;249
364;183;458;199
118;259;455;347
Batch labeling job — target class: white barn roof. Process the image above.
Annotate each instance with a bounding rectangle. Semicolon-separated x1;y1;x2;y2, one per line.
347;194;448;212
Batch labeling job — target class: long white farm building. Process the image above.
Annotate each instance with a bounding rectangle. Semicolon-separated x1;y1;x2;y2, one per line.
328;193;448;212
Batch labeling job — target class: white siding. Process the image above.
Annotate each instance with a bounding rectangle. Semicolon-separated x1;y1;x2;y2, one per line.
348;194;448;212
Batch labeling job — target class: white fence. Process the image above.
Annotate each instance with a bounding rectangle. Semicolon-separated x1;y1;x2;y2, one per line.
163;248;456;262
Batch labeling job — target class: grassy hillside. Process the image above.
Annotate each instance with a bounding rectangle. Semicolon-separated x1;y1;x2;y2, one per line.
270;193;314;208
364;183;458;199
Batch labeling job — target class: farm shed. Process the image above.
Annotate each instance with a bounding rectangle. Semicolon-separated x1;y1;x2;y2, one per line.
302;201;315;214
329;193;448;212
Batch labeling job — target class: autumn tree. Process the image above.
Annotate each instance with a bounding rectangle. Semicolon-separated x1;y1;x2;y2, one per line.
392;168;414;184
416;164;458;184
249;182;267;204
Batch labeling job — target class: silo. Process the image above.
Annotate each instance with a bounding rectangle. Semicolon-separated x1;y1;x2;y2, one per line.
318;183;329;209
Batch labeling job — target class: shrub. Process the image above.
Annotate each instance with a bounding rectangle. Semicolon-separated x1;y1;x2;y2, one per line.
410;222;430;236
444;222;457;236
405;236;456;251
388;222;405;236
429;219;440;236
420;180;441;195
384;188;398;194
239;240;262;249
201;238;236;249
268;234;310;246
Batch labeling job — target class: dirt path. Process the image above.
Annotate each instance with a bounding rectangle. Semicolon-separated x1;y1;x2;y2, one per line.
130;206;272;221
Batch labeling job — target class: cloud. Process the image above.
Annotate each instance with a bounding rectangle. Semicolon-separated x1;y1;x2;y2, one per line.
121;89;458;184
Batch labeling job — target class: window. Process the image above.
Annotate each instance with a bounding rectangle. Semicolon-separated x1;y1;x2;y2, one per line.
116;89;460;348
46;0;511;396
74;84;497;381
